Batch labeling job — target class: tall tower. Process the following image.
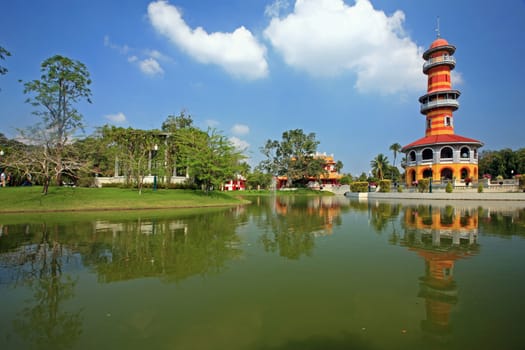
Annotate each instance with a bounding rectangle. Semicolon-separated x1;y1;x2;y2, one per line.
420;37;458;137
402;33;483;186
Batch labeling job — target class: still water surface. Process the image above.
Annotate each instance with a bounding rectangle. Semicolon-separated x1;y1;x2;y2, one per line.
1;196;524;350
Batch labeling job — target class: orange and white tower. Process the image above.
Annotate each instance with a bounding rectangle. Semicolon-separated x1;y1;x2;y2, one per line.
402;30;483;185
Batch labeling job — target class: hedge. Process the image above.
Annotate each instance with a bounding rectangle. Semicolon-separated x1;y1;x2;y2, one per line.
350;181;369;192
378;180;391;192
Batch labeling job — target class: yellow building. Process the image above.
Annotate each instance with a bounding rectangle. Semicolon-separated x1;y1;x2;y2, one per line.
402;35;483;185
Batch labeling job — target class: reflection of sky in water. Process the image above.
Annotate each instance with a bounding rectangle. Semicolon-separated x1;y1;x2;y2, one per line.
0;198;524;350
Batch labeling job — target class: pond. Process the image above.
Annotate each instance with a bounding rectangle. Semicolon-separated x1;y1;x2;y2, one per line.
1;196;524;350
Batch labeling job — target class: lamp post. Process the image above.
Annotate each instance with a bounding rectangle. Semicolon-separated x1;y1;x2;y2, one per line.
0;150;4;187
152;144;158;191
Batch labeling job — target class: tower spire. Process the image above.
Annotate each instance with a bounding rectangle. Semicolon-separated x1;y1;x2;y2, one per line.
435;16;441;38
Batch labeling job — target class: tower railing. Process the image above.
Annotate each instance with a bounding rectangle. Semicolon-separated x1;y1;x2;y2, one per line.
420;99;459;113
423;55;456;73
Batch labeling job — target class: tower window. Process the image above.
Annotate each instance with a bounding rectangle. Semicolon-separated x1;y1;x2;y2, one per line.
427;119;431;129
444;116;452;126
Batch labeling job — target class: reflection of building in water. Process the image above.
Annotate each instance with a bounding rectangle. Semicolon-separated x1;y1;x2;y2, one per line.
402;205;479;336
404;206;478;246
94;220;188;236
273;196;344;235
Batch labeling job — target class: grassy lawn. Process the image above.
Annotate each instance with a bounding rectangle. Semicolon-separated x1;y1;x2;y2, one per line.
233;189;334;196
0;186;248;213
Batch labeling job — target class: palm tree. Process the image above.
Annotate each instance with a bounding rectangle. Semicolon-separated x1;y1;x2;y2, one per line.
370;153;390;180
389;143;402;167
335;160;344;173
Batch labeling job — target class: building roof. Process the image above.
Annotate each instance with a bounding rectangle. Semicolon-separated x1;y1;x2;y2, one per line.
423;37;456;59
402;134;483;151
430;38;450;49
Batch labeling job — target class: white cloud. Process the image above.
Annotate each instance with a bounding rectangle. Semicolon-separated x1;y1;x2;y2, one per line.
231;123;250;136
104;35;169;76
264;0;425;94
105;112;127;124
451;70;464;85
229;136;250;152
144;49;173;63
104;35;130;54
265;0;290;18
139;57;164;76
147;0;269;80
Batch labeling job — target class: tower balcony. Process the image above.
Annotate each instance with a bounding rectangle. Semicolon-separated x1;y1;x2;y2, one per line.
420;99;459;113
423;55;456;74
419;90;461;114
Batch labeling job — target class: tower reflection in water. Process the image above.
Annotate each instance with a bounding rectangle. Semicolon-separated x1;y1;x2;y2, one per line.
401;205;479;336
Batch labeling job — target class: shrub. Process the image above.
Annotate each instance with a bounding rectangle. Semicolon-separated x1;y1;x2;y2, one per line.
397;185;403;192
445;181;453;193
417;178;430;193
478;183;484;193
77;176;95;187
350;181;369;193
378;180;391;192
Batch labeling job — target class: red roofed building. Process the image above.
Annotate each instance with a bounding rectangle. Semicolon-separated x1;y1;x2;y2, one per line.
402;34;483;185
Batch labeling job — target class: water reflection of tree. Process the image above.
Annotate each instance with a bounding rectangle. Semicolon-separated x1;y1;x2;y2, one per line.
256;196;344;260
368;202;402;233
479;207;525;237
7;224;83;349
84;210;243;283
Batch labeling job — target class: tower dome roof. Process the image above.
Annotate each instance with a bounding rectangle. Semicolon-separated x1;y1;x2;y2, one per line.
430;37;449;49
423;37;456;59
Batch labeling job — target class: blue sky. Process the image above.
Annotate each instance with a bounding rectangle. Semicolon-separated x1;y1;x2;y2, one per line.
1;0;524;175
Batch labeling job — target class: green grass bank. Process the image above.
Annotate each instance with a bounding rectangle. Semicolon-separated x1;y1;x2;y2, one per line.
0;186;249;213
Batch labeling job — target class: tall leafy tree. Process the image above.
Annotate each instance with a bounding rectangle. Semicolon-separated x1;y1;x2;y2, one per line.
23;55;92;187
178;128;244;192
389;142;402;167
161;111;194;178
370;153;390;180
100;125;158;194
335;160;344;173
259;129;320;187
479;148;525;179
0;46;10;76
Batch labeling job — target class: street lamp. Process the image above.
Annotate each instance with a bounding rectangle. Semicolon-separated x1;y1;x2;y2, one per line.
152;144;158;191
0;150;4;187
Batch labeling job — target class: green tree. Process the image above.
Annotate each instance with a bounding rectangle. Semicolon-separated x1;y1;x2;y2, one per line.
479;148;525;179
370;153;390;180
389;142;402;167
23;55;92;188
259;129;320;187
340;173;353;185
100;125;158;193
247;167;272;190
0;46;10;76
161;111;195;179
335;160;344;173
178;128;244;192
